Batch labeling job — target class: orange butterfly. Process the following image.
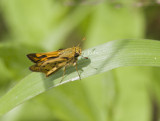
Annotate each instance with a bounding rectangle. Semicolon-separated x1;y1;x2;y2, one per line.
27;46;82;81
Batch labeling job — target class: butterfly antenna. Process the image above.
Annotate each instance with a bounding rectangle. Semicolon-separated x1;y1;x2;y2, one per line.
77;36;86;47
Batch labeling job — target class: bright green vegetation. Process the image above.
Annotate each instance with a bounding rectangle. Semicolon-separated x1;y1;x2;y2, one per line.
0;0;160;121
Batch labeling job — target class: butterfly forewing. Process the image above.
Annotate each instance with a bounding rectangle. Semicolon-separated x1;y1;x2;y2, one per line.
27;51;61;63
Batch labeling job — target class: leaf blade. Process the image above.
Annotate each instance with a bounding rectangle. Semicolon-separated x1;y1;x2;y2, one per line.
0;39;160;116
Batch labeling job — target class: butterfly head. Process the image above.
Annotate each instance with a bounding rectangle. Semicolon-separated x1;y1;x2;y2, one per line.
74;46;82;58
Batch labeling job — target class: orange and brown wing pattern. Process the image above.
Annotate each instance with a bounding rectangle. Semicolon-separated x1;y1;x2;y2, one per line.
27;46;82;80
27;51;62;63
29;57;68;77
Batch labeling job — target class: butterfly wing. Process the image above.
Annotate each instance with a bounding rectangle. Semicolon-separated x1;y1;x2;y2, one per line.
29;57;68;77
27;50;62;63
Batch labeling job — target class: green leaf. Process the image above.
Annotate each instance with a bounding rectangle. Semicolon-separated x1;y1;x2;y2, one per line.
0;39;160;116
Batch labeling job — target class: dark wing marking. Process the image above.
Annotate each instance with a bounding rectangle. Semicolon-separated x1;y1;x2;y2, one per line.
62;57;69;60
27;51;61;63
47;57;58;59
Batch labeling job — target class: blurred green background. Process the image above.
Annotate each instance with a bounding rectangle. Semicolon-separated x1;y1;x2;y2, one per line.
0;0;160;121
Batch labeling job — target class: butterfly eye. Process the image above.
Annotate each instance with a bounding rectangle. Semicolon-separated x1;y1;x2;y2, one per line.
74;53;79;57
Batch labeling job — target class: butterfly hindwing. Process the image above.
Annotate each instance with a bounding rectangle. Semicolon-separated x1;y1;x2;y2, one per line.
29;57;68;77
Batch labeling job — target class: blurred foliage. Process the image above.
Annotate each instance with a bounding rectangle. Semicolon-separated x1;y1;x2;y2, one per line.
0;0;160;121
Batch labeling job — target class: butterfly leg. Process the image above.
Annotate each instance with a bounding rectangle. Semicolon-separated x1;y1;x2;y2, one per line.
74;62;81;80
60;66;66;83
81;54;88;59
